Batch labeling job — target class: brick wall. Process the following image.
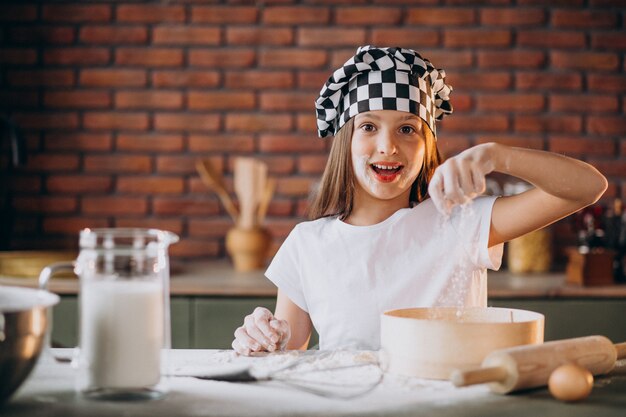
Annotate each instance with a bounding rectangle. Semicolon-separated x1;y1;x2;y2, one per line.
0;0;624;264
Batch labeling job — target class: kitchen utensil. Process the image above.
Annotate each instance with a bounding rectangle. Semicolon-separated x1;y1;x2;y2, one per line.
451;335;626;394
182;351;383;399
38;228;179;400
0;286;59;404
196;159;239;222
380;307;544;380
234;157;266;229
257;177;276;226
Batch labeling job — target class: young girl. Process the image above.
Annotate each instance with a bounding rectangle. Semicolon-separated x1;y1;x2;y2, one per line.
231;46;607;356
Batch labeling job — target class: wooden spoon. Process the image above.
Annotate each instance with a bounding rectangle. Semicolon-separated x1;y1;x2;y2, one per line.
195;159;239;222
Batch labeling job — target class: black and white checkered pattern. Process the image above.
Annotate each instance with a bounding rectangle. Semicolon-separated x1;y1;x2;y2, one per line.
315;46;453;138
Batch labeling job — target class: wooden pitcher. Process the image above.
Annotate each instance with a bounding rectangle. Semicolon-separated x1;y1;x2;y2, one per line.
225;226;271;272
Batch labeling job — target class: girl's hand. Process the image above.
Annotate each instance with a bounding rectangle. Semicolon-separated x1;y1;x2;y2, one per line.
232;307;291;356
428;143;497;215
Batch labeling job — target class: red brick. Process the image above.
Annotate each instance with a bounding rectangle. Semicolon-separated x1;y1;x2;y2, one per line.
187;219;232;238
336;7;402;24
47;175;112;193
265;199;294;218
551;10;618;29
550;94;618;113
476;135;544;150
189;49;256;68
260;92;314;112
225;71;293;90
518;0;582;5
10;26;75;44
152;70;220;88
263;7;330;24
13;196;77;214
116;48;183;67
227;28;294;46
591;33;626;50
44;48;110;65
590;160;626;177
371;29;439;48
590;0;626;5
170;239;220;259
0;48;37;65
296;113;318;134
478;51;546;68
225;114;293;133
480;8;545;25
44;91;111;109
115;218;183;235
549;136;616;156
154;113;221;132
414;50;473;69
551;52;619;71
298;28;366;47
298;155;328;174
517;30;585;49
7;70;75;86
259;49;327;68
117;5;185;23
79;26;148;44
448;72;512;91
446;0;511;4
514;115;582;134
229;156;296;176
153;197;220;216
277;177;316;197
188;92;255;110
117;133;184;152
587;74;626;93
259;134;327;152
587;116;626;136
406;8;476;25
83;112;149;131
158;156;209;175
450;93;472;113
80;69;147;87
192;6;258;24
188;134;255;152
26;154;79;172
42;5;111;22
439;115;509;133
83;197;148;215
43;217;109;234
297;71;333;89
153;26;221;45
117;177;183;194
0;91;39;109
9;176;41;193
0;5;37;22
45;132;112;151
444;29;511;48
13;112;79;130
516;72;582;91
476;94;544;112
115;91;183;110
84;155;151;173
266;218;300;240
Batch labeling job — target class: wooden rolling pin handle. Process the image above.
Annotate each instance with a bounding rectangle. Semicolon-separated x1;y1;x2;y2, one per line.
615;342;626;359
451;366;509;387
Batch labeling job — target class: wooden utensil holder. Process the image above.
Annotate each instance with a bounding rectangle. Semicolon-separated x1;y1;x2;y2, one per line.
225;226;271;272
565;248;615;286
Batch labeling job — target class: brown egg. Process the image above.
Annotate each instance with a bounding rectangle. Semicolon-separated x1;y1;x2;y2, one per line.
548;363;594;402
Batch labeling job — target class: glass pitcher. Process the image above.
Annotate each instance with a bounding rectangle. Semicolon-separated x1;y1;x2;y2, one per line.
39;228;179;400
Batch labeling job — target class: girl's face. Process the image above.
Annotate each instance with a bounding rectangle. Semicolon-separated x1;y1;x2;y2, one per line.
351;110;426;204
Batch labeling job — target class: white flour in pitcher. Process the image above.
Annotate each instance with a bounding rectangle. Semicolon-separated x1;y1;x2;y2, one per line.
80;279;164;389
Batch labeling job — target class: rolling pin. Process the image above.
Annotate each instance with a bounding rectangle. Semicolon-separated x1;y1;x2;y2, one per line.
451;335;626;394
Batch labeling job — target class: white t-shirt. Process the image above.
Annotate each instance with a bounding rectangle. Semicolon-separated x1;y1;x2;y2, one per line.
265;196;503;350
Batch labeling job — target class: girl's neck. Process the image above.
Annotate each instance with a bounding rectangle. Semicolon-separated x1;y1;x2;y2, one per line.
343;189;411;226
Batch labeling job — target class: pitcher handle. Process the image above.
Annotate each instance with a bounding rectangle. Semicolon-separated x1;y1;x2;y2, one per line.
39;261;75;290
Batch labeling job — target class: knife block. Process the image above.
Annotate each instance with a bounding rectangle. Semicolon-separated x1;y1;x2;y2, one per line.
226;226;271;272
565;248;615;286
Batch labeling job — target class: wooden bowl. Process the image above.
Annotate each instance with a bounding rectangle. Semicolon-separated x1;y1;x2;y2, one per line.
0;251;76;278
380;307;544;380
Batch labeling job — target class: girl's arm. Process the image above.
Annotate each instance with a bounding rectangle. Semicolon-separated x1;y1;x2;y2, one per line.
274;290;313;350
428;142;608;247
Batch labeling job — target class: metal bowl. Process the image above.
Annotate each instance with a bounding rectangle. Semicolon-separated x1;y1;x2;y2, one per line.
0;286;59;404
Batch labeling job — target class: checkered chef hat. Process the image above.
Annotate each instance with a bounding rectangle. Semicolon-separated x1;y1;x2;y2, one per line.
315;45;453;138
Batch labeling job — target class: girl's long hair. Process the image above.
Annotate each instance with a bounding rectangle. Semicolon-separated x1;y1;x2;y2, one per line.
307;118;443;221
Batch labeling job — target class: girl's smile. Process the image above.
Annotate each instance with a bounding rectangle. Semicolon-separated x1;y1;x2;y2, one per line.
370;161;404;182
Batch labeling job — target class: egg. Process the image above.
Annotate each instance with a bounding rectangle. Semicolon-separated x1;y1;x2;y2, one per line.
548;363;594;402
